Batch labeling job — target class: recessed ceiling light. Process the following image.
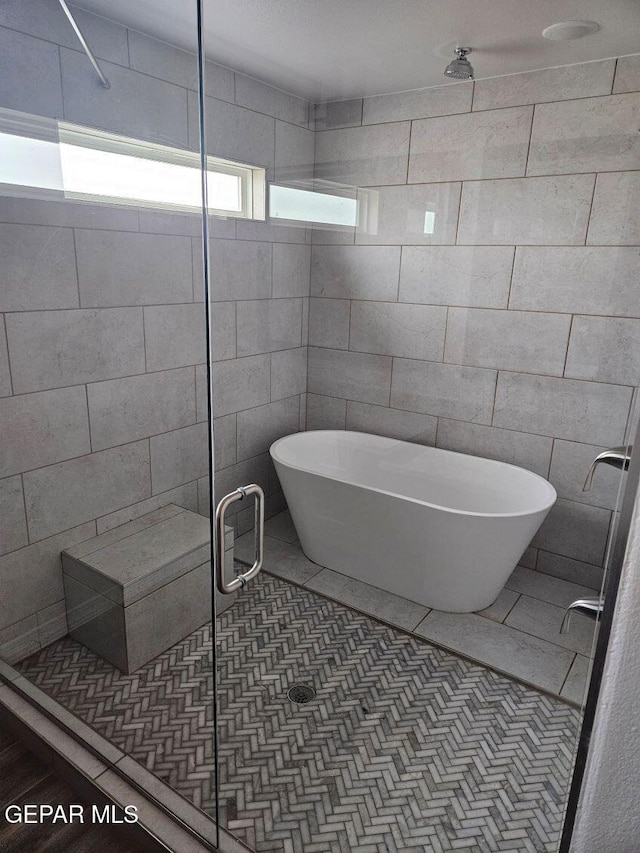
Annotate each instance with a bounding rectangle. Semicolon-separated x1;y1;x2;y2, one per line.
542;21;600;41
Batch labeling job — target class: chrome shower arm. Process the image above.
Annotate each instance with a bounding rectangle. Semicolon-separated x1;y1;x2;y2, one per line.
58;0;110;89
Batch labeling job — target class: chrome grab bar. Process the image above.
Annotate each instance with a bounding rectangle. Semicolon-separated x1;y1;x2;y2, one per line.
215;484;264;594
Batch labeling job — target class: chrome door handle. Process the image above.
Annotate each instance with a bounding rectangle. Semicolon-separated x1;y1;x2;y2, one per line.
215;484;264;594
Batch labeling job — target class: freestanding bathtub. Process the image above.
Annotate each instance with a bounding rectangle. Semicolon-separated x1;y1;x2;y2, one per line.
270;430;557;613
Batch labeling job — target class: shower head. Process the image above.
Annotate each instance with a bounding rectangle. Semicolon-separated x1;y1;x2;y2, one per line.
444;47;474;81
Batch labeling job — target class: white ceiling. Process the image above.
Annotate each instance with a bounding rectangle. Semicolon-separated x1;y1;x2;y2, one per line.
74;0;640;101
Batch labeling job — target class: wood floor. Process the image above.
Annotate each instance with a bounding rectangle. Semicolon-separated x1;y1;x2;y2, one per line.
0;725;138;853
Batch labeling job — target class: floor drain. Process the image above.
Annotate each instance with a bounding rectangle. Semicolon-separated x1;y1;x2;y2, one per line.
287;684;316;704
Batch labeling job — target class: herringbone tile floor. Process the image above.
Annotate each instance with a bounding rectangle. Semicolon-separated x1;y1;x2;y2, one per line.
19;573;579;852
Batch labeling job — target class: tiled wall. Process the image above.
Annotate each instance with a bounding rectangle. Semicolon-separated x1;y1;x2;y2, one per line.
309;55;640;592
0;1;312;660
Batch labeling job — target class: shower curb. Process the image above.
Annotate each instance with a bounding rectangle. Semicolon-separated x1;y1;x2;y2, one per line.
0;661;249;853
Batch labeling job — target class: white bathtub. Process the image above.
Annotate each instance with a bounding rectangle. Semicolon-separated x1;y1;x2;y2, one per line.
270;430;557;613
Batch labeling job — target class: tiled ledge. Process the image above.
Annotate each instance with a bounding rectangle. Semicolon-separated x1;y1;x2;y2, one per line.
237;511;597;705
0;663;250;853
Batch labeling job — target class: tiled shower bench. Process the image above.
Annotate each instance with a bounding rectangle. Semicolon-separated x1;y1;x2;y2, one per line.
61;504;234;674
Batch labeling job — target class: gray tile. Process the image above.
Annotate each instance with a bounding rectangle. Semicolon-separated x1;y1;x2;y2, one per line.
458;175;595;245
0;196;140;231
139;209;204;237
144;304;207;372
391;359;496;423
61;48;189;147
88;368;196;451
272;244;311;298
36;600;67;647
0;522;95;630
565;316;640;386
76;230;193;307
528;93;640;176
264;511;298;544
23;441;150;542
0;387;90;478
346;402;436;444
0;318;11;398
212;413;237;470
0;475;28;557
505;565;600;609
236;534;322;584
409;107;532;183
536;551;603;592
237;299;302;356
436;420;552;478
399;246;514;308
213;454;271;513
414;610;574;694
271;348;307;401
210;239;272;301
275;121;315;181
355;183;461;246
473;60;616;111
235;219;306;244
519;546;538;570
237;397;300;461
211;355;271;417
309;298;351;349
587;171;640;246
0;224;78;311
128;30;200;90
314;122;411;186
493;372;633;446
444;308;571;376
235;73;308;126
0;616;39;662
363;83;472;124
613;54;640;94
0;27;62;116
505;595;596;656
306;394;346;430
196;93;275;172
308;347;392;406
510;247;640;316
204;61;236;103
533;499;611;566
313;99;362;130
95;483;199;535
307;568;429;630
150;423;208;494
561;654;591;705
350;301;446;360
476;588;520;623
549;440;623;511
5;308;145;394
311;245;400;300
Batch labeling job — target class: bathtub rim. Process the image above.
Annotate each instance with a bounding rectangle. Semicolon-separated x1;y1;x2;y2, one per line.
270;429;557;520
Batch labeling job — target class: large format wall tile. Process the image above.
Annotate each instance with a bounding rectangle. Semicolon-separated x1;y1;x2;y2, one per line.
564;316;640;386
510;247;640;316
272;244;311;298
346;402;437;445
390;360;496;423
532;498;611;566
444;308;571;376
613;54;640;94
314;122;411;186
270;348;307;400
88;368;196;451
0;320;11;397
0;476;28;557
362;82;472;124
309;298;350;349
313;99;363;130
61;49;189;147
549;440;621;512
150;423;208;494
494;373;633;446
308;348;392;406
409;107;532;183
211;355;271;417
306;394;347;430
528;93;640;176
311;246;400;300
209;240;272;301
235;73;308;126
587;172;640;246
0;28;63;116
355;183;461;246
197;94;276;172
144;304;207;372
6;308;145;394
275;121;315;181
436;420;553;478
457;175;595;245
0;225;78;311
0;196;140;232
399;246;514;308
349;301;446;360
473;60;616;111
75;230;193;307
0;387;90;478
237;299;302;356
237;397;300;461
23;441;150;542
